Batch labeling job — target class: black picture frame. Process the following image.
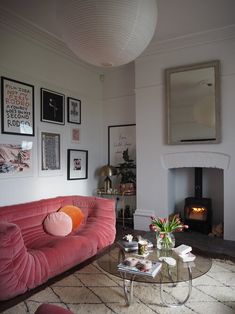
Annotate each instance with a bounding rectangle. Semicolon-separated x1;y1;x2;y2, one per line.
1;76;35;136
108;124;136;167
67;149;88;180
41;88;65;125
67;97;81;124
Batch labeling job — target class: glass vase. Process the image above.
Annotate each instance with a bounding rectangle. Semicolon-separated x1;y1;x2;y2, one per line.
156;232;175;250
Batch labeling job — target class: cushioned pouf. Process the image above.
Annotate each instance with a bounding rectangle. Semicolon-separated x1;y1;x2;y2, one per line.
35;303;74;314
43;212;72;236
59;205;84;231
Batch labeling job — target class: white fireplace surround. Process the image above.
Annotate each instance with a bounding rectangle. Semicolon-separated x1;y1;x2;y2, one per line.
134;151;232;239
161;152;230;170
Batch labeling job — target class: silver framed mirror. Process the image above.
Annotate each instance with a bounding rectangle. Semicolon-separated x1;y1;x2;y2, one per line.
166;60;220;144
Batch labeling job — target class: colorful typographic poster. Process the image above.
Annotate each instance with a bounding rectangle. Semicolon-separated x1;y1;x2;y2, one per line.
1;77;34;136
0;142;33;177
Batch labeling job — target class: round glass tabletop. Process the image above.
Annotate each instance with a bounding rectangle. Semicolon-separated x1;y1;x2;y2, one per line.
96;242;212;284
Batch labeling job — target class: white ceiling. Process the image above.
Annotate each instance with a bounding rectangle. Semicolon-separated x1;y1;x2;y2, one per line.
0;0;235;45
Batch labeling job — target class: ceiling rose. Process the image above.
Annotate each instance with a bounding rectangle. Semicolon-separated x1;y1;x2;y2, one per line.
56;0;157;67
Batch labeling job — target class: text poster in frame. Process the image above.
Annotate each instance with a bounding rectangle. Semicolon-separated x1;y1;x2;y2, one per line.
1;77;35;136
108;124;136;167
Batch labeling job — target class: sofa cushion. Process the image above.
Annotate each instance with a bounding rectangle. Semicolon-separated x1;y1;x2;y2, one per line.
43;212;72;236
59;205;84;231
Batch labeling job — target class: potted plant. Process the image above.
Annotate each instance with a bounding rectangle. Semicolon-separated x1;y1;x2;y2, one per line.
118;149;136;193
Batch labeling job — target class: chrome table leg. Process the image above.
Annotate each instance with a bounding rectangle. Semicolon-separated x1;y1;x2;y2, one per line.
160;264;192;307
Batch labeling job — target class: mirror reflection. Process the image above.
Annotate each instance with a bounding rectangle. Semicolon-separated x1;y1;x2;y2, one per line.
166;60;220;144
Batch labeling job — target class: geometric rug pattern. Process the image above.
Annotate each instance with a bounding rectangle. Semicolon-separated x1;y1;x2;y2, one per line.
2;258;235;314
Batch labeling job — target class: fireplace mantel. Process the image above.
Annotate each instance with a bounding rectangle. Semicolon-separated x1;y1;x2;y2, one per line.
161;152;230;170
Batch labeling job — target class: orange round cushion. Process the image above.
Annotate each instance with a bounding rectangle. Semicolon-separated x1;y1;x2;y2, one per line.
59;205;84;231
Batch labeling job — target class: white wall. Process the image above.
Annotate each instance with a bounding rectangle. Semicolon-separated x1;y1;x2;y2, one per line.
101;64;136;188
0;13;105;205
134;26;235;241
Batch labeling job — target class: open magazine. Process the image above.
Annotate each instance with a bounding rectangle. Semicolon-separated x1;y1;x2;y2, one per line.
117;258;162;278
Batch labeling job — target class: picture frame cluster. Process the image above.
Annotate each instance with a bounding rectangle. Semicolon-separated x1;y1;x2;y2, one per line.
0;76;87;180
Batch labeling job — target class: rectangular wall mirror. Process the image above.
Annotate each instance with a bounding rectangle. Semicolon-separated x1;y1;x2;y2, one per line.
165;60;220;144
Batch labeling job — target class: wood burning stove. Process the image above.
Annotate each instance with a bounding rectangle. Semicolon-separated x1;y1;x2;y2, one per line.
184;168;212;234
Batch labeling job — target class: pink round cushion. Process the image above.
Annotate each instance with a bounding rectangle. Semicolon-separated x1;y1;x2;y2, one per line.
43;212;72;236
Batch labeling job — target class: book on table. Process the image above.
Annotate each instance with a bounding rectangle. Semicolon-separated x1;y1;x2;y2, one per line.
117;259;162;278
118;240;153;252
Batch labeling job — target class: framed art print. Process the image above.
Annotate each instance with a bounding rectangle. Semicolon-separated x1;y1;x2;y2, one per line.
71;127;80;144
41;88;65;125
0;141;33;178
108;124;136;167
67;149;88;180
1;77;35;136
41;132;61;171
67;97;81;124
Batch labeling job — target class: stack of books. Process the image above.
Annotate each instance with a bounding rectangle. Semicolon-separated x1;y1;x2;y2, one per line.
118;239;153;252
117;258;162;278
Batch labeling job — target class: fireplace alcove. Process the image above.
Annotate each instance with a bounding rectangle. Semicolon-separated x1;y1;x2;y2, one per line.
169;167;223;234
163;152;228;238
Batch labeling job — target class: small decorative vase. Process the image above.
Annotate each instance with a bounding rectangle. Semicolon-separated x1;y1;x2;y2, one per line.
156;232;175;250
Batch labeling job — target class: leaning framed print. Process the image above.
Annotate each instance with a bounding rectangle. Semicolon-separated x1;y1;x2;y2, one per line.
41;88;65;125
1;77;35;136
0;141;33;178
67;149;88;180
41;132;61;171
67;97;81;124
108;124;136;167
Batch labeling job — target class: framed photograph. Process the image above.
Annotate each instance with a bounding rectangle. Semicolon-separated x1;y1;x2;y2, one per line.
41;88;65;125
41;132;61;171
71;127;80;144
67;97;81;124
67;149;88;180
0;141;33;178
1;77;35;136
108;124;136;167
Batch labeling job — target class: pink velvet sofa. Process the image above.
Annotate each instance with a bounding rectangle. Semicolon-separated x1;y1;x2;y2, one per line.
0;195;116;301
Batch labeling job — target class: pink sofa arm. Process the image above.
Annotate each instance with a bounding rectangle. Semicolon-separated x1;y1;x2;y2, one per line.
77;197;116;249
0;222;49;301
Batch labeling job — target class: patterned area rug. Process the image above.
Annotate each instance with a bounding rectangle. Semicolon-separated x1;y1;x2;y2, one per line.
2;258;235;314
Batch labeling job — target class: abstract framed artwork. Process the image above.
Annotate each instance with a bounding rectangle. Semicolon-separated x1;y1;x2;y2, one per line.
0;141;33;178
67;97;81;124
108;124;136;167
67;149;88;180
41;88;65;125
1;77;35;136
41;132;61;171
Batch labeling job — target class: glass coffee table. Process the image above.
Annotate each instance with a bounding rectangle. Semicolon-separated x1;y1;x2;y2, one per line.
96;242;212;307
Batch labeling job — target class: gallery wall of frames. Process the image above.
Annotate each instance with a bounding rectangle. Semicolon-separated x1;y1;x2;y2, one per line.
0;76;87;181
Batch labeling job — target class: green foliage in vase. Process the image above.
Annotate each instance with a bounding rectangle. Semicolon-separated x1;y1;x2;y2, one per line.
118;149;136;184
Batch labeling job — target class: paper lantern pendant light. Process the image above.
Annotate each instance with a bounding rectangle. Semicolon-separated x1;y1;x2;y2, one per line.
56;0;157;67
